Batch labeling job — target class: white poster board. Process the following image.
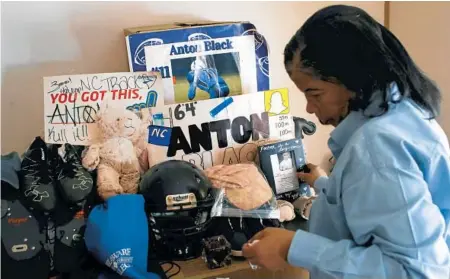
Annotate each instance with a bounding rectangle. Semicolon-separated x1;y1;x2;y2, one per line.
146;88;295;170
43;72;164;145
145;35;257;105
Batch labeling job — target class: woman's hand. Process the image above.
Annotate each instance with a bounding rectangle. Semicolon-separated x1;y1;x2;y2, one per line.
242;228;296;271
297;163;327;187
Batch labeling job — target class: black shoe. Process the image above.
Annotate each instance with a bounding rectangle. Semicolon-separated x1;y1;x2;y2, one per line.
53;199;91;274
52;144;94;205
20;137;57;212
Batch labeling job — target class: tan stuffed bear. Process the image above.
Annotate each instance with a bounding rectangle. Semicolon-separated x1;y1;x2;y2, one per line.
82;105;151;200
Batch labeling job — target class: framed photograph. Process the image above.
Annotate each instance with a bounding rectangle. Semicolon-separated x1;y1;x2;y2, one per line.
144;35;258;105
277;151;295;171
170;52;243;103
258;138;307;199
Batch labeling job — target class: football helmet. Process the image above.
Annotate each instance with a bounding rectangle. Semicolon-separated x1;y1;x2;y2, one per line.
138;160;217;261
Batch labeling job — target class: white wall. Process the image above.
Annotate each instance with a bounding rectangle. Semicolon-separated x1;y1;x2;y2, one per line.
1;1;384;167
389;2;450;138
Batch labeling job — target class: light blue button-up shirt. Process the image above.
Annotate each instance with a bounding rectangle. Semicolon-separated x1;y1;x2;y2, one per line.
288;84;450;278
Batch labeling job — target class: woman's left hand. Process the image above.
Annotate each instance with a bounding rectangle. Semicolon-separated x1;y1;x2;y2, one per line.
297;163;328;187
242;227;296;271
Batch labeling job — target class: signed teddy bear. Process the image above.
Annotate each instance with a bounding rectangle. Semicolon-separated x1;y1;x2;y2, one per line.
82;105;151;200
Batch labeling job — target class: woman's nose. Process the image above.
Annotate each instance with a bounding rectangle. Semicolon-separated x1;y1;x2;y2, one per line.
306;101;316;114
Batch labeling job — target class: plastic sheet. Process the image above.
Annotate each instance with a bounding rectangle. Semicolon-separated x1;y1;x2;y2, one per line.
205;163;280;219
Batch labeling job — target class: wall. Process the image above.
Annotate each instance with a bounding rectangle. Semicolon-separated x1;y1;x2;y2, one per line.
389;2;450;137
1;1;384;167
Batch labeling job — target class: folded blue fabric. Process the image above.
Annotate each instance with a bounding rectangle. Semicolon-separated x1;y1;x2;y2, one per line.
85;194;160;279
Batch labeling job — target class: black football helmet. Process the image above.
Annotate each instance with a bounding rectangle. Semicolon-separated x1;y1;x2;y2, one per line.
139;160;217;261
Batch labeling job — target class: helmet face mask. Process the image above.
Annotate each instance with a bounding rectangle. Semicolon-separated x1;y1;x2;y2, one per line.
139;160;218;261
148;206;213;260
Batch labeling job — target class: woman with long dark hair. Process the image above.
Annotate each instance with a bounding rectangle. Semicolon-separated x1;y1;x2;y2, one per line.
243;5;450;278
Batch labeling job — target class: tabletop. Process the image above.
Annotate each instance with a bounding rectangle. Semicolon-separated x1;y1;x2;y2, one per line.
161;218;309;279
163;257;309;279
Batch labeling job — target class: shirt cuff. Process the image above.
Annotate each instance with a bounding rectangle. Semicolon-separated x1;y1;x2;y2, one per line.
287;229;333;270
313;176;328;192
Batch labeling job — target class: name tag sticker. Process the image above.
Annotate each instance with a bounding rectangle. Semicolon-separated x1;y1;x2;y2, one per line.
148;126;172;146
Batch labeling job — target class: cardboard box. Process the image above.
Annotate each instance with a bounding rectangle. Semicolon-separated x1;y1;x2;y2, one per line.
124;21;270;103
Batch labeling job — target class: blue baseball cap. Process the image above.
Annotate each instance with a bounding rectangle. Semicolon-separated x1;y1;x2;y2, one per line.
85;194;161;279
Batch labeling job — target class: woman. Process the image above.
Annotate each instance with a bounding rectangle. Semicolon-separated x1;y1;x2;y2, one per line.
242;5;450;279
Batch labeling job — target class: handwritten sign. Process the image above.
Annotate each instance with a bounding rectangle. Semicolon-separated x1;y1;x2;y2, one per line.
146;88;295;170
44;72;164;145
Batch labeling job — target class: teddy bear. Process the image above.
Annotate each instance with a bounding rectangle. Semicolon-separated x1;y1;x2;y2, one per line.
82;104;151;200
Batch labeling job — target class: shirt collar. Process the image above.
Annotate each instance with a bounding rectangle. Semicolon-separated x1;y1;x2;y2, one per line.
328;82;401;159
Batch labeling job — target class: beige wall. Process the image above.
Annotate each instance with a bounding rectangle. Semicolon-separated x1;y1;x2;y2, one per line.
1;1;384;167
389;2;450;137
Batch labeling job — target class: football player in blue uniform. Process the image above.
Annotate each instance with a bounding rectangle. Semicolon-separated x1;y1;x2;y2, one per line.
186;57;230;100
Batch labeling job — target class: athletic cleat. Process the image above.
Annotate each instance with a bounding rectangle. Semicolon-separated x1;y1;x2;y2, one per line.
20;137;57;212
53;144;94;205
53;199;92;273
